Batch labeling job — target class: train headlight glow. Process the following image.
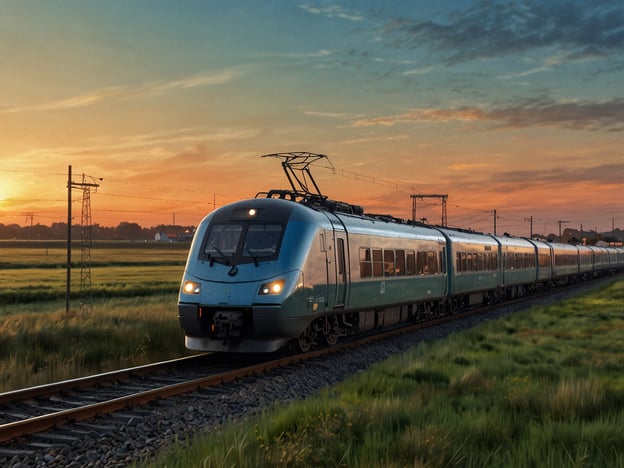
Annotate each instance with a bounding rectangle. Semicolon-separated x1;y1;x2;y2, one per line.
182;280;201;294
258;279;285;295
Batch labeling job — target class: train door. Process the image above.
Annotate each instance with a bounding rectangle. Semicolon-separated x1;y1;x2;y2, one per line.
324;214;350;308
333;230;348;308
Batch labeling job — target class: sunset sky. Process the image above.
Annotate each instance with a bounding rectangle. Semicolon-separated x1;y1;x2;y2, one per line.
1;0;622;236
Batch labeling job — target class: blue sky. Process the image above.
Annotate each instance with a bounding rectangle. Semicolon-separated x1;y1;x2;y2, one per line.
1;0;622;234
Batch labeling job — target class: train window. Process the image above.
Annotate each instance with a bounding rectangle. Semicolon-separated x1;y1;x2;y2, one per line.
384;250;395;276
243;224;282;257
359;248;372;278
440;247;447;273
337;238;346;280
504;252;510;270
427;251;438;274
395;250;406;276
204;224;242;257
372;249;384;277
406;251;416;275
418;251;428;274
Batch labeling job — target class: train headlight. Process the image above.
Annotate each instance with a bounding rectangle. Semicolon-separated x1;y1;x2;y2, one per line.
182;280;201;295
258;279;285;295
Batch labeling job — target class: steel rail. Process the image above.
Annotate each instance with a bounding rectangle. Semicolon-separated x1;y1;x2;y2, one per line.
0;353;209;406
0;309;473;443
0;348;331;443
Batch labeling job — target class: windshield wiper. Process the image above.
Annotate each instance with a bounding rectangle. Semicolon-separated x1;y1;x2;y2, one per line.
244;246;259;267
208;245;232;267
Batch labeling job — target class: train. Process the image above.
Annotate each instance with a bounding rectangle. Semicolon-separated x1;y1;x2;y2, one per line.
177;189;624;353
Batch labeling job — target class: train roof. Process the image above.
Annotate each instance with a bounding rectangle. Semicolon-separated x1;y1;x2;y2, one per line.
436;227;498;245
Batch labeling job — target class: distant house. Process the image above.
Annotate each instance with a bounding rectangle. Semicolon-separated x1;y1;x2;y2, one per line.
155;232;170;242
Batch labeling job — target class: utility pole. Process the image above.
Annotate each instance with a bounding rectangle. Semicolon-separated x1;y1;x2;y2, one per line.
66;165;100;313
493;209;497;235
411;194;448;226
557;220;569;243
524;216;533;238
25;213;34;239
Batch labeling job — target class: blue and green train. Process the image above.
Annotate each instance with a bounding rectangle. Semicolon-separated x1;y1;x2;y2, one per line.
177;192;624;353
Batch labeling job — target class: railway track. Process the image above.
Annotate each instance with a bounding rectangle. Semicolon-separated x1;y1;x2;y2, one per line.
1;274;620;465
0;312;468;448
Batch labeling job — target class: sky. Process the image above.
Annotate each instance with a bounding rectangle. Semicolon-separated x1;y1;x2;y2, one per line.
0;0;622;236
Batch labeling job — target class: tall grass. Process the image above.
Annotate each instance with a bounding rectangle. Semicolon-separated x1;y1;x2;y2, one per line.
0;242;192;391
0;295;190;392
143;279;624;467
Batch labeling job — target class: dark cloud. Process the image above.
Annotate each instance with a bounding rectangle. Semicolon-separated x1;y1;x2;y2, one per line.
493;163;624;185
489;96;624;131
353;96;624;131
383;1;624;64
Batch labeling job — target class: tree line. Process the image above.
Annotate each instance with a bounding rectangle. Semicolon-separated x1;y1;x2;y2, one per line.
0;222;195;241
1;221;622;244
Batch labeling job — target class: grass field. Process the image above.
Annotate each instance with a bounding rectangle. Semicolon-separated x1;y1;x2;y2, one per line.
144;278;624;468
0;240;189;305
0;241;192;392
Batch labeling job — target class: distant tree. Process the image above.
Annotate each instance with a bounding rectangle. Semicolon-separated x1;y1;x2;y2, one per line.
115;221;144;240
0;223;22;239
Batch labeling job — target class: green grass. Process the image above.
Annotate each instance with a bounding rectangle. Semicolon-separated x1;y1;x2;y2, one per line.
0;241;192;391
0;242;188;305
143;279;624;468
0;294;191;391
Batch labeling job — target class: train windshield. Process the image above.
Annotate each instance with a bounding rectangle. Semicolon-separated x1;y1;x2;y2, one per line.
244;224;282;258
204;224;242;257
202;223;283;263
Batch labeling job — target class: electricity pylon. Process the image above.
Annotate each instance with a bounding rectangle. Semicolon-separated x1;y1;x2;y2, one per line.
66;165;100;313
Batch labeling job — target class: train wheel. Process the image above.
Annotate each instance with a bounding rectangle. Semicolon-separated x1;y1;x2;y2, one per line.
297;327;314;353
323;317;340;346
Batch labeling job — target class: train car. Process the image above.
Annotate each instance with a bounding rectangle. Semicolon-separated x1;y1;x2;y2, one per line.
497;235;538;297
578;245;595;278
346;215;448;327
615;248;624;269
550;243;579;282
437;229;500;308
178;197;322;352
589;246;611;274
606;247;621;272
527;239;554;285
